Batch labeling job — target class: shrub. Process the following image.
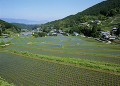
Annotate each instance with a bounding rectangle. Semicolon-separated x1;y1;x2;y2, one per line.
0;41;5;45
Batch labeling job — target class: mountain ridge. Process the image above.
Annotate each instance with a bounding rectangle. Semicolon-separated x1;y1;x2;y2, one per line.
0;18;49;25
12;23;36;30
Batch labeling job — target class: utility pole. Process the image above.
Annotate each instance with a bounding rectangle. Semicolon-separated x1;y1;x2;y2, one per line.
0;24;2;36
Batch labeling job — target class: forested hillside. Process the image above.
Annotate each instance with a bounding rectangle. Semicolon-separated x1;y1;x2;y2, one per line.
0;19;21;36
12;23;36;30
39;0;120;37
77;0;120;16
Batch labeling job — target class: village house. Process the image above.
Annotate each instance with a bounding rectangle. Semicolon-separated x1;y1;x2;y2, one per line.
57;33;63;36
112;27;118;35
50;29;57;33
58;29;64;34
47;33;50;36
52;32;57;36
37;27;43;32
2;34;9;38
73;32;79;36
100;31;111;39
109;36;116;40
21;29;28;32
66;33;70;36
95;20;101;24
100;31;116;42
80;22;89;26
113;27;117;32
91;20;101;25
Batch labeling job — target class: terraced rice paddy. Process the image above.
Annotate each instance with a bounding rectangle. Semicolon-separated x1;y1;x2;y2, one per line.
0;36;120;86
0;52;120;86
6;36;120;64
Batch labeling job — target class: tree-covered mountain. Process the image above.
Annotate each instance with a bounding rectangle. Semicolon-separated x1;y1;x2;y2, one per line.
12;23;36;30
76;0;120;16
0;19;21;36
39;0;120;37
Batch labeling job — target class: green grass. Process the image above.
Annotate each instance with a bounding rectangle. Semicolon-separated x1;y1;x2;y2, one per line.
0;41;5;45
4;49;120;73
0;77;15;86
0;40;12;48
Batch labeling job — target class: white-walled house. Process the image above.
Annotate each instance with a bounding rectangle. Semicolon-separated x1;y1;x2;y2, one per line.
109;36;116;40
50;29;57;33
112;27;118;35
91;20;101;25
52;33;57;36
80;22;89;26
100;31;111;39
58;29;64;34
73;32;79;36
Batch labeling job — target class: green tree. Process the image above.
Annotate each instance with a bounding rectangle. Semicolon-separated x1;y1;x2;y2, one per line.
116;24;120;36
107;9;117;16
38;32;46;37
98;14;106;20
0;24;2;36
91;26;100;37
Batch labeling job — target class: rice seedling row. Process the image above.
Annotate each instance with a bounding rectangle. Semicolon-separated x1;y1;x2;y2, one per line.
14;43;120;56
0;52;120;86
1;36;120;86
10;36;120;55
6;45;120;64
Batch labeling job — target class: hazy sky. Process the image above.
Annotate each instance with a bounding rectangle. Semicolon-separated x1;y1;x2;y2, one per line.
0;0;105;21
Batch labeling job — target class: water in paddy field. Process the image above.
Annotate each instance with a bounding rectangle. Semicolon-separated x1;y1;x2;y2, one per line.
5;36;120;65
1;36;120;85
0;38;13;42
0;52;120;86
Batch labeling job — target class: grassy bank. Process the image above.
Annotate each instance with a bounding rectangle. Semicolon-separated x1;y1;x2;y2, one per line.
2;49;120;74
0;77;15;86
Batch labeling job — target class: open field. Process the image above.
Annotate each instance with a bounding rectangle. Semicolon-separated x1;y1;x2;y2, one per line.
0;36;120;86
